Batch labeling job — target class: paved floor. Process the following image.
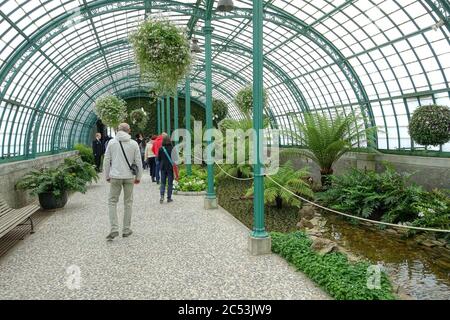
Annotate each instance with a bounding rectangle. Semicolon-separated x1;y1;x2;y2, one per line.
0;173;329;300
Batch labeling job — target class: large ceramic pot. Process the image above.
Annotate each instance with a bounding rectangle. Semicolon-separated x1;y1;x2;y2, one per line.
38;191;68;210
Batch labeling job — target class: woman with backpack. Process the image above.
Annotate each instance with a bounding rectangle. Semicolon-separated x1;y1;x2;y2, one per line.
157;134;176;204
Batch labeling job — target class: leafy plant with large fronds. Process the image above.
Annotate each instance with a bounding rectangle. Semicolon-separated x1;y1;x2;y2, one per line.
61;157;99;184
282;112;376;186
245;161;314;209
317;164;426;223
16;167;88;197
215;118;271;180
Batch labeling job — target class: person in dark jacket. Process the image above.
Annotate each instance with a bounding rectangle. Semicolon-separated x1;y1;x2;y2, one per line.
158;134;175;203
92;133;104;172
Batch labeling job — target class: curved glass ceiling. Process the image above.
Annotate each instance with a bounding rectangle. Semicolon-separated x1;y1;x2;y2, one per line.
0;0;449;161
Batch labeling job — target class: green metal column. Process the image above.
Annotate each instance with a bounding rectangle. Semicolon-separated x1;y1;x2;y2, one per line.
157;98;161;134
204;7;216;207
185;76;192;176
161;97;166;133
174;91;179;143
252;0;268;238
166;95;171;136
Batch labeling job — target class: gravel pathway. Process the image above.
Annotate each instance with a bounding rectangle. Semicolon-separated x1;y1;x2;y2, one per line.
0;173;329;300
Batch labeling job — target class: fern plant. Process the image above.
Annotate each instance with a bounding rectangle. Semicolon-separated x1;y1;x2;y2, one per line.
216;118;255;180
282;112;376;187
246;161;314;209
317;164;428;223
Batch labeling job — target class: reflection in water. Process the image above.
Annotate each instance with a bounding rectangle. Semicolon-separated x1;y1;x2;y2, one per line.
323;215;450;300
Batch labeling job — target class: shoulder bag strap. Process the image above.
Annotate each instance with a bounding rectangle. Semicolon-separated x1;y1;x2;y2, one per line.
119;141;132;170
162;147;174;166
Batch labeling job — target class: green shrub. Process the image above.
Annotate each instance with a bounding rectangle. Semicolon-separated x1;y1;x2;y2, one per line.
409;104;450;147
317;165;423;223
61;157;99;184
271;232;396;300
317;164;450;231
176;167;208;192
412;189;450;232
74;144;95;165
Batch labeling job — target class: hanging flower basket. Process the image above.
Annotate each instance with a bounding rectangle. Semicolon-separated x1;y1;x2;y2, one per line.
130;18;192;95
235;85;268;118
409;104;450;147
130;109;148;130
94;95;127;130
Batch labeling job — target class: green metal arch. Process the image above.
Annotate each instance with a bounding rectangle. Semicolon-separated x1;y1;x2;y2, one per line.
30;29;302;153
27;43;248;155
1;0;378;152
63;72;239;149
1;0;449;160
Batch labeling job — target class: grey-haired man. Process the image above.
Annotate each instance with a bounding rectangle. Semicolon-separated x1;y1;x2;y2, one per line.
103;123;143;240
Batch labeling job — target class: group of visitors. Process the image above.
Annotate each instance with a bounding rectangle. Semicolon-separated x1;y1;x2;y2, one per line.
101;123;176;241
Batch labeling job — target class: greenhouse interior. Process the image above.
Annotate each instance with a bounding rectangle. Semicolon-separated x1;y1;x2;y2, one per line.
0;0;449;301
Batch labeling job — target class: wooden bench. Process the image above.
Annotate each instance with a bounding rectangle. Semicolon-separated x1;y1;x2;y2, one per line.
0;197;41;239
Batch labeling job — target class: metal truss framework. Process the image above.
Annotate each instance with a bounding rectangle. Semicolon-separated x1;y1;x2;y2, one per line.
0;0;449;162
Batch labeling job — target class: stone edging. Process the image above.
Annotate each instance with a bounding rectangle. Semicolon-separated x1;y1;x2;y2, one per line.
174;191;207;196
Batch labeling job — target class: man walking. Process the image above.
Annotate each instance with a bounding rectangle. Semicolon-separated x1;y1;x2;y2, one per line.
92;133;104;172
103;123;143;241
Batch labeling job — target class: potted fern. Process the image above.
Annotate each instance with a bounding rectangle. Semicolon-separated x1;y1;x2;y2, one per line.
16;157;98;210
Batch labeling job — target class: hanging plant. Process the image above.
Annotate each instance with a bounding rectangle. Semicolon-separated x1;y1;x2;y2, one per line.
130;109;148;130
213;98;229;127
409;104;450;147
94;95;127;130
235;85;268;118
130;18;192;95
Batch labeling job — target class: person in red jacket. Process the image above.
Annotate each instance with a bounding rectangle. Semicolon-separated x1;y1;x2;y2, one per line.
152;133;166;184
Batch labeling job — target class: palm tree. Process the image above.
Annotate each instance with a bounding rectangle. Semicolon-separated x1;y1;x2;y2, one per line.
282;112;377;187
245;161;314;209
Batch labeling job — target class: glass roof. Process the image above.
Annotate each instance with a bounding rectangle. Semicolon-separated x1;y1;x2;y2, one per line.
0;0;449;161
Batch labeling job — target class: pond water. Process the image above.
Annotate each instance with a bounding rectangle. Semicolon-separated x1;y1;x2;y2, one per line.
322;215;450;300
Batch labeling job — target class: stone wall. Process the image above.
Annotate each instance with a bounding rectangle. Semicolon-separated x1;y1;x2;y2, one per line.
283;151;450;190
0;151;78;208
